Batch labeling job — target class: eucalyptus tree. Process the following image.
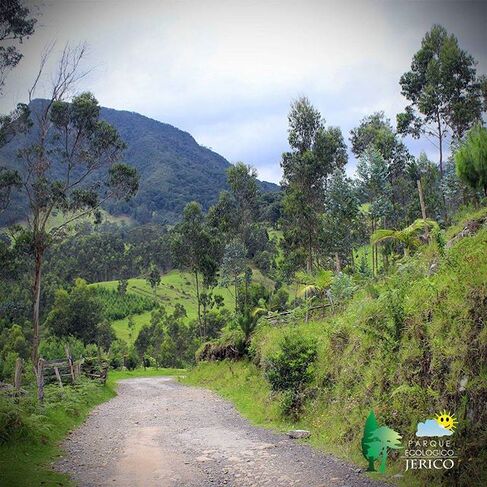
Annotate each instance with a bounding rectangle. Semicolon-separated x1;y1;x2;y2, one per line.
220;238;247;312
397;24;485;175
321;170;362;271
171;201;222;335
0;1;37;211
281;96;347;273
351;112;412;227
12;48;138;384
226;162;259;232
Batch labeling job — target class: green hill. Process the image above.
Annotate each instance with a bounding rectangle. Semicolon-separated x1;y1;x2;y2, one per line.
0;99;279;226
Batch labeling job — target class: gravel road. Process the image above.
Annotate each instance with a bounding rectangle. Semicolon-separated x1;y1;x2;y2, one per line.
56;377;388;487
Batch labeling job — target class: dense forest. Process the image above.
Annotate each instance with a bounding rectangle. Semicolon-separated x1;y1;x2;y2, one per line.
0;2;486;486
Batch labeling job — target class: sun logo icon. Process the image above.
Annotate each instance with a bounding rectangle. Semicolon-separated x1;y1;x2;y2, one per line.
435;411;458;432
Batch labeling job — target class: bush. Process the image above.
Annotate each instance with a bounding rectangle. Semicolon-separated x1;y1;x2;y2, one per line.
39;336;87;361
125;348;139;370
265;334;317;418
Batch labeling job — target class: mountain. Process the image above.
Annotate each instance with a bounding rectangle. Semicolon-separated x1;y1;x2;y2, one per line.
0;100;279;225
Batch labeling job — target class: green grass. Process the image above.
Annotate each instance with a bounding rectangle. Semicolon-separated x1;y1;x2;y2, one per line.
93;268;274;343
0;382;115;487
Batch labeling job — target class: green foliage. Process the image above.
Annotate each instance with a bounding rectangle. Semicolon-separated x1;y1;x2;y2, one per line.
134;305;198;368
296;269;333;299
39;335;87;361
265;334;317;418
188;210;487;485
455;124;487;195
329;272;359;303
0;379;114;486
371;218;440;256
45;278;103;345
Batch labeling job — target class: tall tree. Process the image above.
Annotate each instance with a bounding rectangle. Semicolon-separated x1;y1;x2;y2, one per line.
13;48;138;388
220;238;247;312
226;162;258;231
321;170;362;271
281;96;347;273
146;264;160;297
397;25;485;174
171;201;222;335
351;112;412;227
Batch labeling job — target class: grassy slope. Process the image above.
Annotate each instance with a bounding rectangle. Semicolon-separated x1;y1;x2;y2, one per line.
93;268;275;343
0;384;114;487
185;209;487;487
0;368;184;487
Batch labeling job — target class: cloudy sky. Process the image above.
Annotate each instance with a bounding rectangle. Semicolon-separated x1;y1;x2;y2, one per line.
2;0;486;183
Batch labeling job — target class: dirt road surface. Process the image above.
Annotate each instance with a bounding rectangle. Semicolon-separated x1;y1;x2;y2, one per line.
56;377;388;487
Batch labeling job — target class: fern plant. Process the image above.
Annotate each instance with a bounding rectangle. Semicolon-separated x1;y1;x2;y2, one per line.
371;219;439;256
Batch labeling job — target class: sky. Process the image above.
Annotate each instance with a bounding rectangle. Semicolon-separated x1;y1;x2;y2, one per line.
2;0;486;183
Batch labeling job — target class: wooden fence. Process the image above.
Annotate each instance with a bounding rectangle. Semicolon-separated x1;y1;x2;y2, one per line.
8;348;108;401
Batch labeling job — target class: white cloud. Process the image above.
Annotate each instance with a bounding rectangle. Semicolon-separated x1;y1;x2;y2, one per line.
1;0;485;183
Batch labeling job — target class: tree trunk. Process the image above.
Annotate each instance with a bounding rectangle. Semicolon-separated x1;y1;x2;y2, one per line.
36;358;45;402
371;218;375;276
334;253;341;273
32;244;44;377
417;179;427;220
234;275;239;313
367;457;376;472
14;358;23;390
194;270;202;335
437;113;444;176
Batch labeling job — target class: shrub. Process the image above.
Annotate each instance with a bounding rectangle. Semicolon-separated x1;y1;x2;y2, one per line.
265;334;317;417
125;348;139;370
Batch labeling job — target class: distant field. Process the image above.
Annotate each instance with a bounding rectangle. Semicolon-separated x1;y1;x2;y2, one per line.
3;208;134;232
92;268;277;343
92;270;234;342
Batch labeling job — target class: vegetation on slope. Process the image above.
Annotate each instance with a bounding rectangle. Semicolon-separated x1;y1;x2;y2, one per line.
185;210;487;487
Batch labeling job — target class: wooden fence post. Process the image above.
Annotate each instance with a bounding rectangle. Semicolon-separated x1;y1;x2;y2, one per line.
37;358;45;402
54;366;64;388
14;357;23;390
65;345;75;383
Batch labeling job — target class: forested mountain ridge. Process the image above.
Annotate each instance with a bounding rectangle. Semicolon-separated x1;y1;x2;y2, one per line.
0;99;279;225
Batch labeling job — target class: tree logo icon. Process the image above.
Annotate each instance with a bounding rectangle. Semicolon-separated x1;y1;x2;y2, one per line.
361;410;403;473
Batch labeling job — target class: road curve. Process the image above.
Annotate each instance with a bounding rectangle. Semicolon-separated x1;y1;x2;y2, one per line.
56;377;388;487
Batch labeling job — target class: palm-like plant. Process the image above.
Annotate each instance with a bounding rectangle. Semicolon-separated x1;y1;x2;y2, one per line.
296;269;334;299
236;310;259;342
370;219;439;256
